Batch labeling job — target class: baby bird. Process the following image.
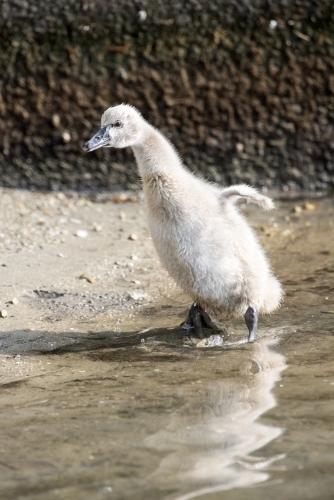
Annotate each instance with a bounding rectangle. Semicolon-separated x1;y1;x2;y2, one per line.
84;104;283;342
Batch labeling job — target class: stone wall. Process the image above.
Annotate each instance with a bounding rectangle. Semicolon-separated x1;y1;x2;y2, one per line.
0;0;333;190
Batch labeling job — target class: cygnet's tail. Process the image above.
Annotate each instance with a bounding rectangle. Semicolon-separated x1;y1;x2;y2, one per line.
219;184;274;210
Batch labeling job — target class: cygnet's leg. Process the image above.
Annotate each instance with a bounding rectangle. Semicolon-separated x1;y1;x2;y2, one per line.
225;307;258;346
181;303;215;338
244;306;258;342
192;306;204;339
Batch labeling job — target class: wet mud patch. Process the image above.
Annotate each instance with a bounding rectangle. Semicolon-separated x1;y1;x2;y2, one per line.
26;289;136;322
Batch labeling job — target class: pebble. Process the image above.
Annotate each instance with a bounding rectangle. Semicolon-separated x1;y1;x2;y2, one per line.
0;310;8;318
62;131;71;143
260;225;276;237
10;298;19;305
128;292;147;301
101;487;113;493
128;233;138;241
196;334;224;348
75;230;88;238
236;142;244;153
92;222;102;232
304;202;316;211
113;193;139;203
79;274;95;283
293;205;303;213
52;113;61;128
138;10;147;21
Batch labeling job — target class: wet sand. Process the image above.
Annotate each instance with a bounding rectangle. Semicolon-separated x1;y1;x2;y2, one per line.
0;189;333;500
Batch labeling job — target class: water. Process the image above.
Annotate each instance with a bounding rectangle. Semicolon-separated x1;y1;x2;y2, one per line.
0;194;333;500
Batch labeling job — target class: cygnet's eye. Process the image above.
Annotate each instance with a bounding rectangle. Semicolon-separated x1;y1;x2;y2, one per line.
114;120;122;128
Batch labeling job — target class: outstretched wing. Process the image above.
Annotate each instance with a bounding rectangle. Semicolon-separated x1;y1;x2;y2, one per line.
219;184;274;211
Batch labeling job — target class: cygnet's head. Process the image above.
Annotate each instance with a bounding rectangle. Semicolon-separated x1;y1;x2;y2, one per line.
83;104;144;152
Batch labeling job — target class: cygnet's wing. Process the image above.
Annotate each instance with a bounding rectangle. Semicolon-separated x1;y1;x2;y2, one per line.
219;184;274;211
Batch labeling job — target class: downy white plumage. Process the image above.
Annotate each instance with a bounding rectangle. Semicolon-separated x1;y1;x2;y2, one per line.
84;104;283;341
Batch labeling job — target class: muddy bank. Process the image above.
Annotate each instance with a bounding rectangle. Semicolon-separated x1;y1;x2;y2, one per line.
0;189;334;499
0;188;333;340
0;1;334;191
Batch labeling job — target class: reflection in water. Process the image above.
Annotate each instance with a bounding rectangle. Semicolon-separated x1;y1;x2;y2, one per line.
146;340;286;500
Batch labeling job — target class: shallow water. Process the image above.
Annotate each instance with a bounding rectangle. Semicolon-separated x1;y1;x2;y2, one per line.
0;194;333;500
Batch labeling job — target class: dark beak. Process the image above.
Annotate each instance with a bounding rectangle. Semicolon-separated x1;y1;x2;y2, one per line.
83;125;110;152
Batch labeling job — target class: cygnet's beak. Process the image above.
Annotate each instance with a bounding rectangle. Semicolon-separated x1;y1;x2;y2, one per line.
83;125;110;152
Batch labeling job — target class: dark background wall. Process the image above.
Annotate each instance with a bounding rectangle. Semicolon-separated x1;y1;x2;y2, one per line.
0;0;334;191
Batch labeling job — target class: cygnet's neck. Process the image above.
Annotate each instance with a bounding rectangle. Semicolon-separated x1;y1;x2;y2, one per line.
132;122;184;181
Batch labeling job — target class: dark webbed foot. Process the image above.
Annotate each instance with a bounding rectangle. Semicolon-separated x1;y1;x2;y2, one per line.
181;302;215;338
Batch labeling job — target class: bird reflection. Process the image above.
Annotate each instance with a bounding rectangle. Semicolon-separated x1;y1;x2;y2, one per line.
145;339;286;499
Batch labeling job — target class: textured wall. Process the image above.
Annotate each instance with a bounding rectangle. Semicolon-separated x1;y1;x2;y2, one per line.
0;1;334;190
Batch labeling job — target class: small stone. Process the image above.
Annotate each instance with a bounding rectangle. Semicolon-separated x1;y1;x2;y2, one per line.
119;211;126;220
75;230;88;238
128;233;138;241
57;253;65;258
92;222;102;232
52;113;61;128
138;10;147;21
260;225;276;236
257;139;265;155
79;274;95;283
236;142;244;153
128;292;147;301
0;310;8;318
304;202;316;211
293;205;303;213
62;131;71;143
196;338;208;348
113;193;139;203
10;298;19;305
196;334;224;348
